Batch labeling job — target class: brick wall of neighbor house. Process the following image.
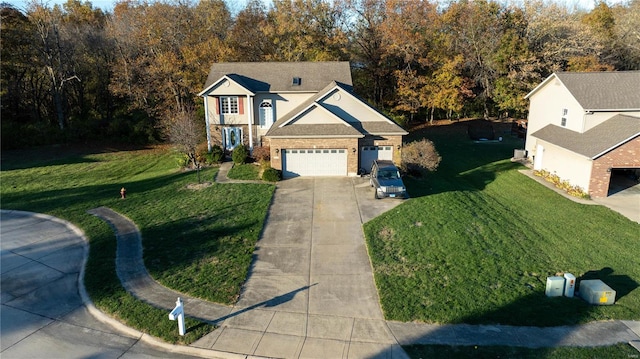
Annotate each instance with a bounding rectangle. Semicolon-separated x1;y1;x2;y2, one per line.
360;135;404;164
268;138;360;174
589;137;640;198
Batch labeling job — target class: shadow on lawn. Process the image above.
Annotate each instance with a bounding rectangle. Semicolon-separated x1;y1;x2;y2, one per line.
403;121;525;199
398;268;638;359
0;142;155;171
1;170;197;214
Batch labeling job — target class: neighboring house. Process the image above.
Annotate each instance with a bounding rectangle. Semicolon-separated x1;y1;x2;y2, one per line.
199;62;407;177
524;71;640;198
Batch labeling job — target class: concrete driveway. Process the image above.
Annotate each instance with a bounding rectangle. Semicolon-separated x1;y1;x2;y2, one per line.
593;176;640;223
194;176;408;358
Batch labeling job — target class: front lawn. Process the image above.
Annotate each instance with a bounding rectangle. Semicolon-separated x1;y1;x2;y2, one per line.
365;122;640;326
227;163;261;180
0;145;274;341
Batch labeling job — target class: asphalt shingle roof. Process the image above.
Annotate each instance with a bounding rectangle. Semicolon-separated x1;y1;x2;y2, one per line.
555;71;640;110
203;62;353;93
530;114;640;158
266;81;407;138
265;123;364;138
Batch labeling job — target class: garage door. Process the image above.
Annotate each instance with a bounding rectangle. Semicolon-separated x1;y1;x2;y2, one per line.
282;149;347;177
361;146;393;173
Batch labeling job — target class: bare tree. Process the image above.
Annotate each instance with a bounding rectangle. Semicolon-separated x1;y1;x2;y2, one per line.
401;139;441;176
163;106;205;181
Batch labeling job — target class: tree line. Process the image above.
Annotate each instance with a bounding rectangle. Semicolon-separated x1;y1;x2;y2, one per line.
2;0;639;149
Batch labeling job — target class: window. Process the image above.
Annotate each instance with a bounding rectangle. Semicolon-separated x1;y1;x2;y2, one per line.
259;101;273;128
562;108;568;116
292;77;302;86
220;97;238;114
561;117;567;126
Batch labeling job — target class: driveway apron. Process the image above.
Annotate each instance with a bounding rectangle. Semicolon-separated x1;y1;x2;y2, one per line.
196;177;407;358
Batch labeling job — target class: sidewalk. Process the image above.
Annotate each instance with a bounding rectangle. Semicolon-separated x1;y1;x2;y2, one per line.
83;163;640;358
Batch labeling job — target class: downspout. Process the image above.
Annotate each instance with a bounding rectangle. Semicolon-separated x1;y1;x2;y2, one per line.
247;94;253;151
203;94;212;152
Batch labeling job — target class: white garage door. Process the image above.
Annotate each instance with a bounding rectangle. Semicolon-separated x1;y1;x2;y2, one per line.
361;146;393;173
282;149;347;177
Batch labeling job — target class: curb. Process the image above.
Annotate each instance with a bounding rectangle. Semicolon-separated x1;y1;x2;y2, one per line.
0;209;263;359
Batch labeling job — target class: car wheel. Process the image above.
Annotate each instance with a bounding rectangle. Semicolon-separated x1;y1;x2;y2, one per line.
374;190;380;199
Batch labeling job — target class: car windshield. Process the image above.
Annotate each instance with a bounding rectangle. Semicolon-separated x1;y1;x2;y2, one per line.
378;169;399;180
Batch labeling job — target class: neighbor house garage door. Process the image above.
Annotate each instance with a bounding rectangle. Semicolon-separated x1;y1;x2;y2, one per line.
361;146;393;173
282;149;347;177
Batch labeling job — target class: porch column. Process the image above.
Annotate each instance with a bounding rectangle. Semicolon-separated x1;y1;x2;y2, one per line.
247;94;253;150
203;95;212;151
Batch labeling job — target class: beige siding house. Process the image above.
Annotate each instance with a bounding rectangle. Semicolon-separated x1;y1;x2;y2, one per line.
524;71;640;198
199;62;407;177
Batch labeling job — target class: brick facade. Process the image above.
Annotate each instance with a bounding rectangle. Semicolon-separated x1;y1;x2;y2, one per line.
360;135;404;165
267;135;404;176
589;136;640;198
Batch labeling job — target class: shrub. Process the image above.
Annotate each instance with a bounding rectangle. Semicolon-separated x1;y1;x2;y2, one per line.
252;146;270;162
208;145;224;164
401;139;441;176
262;167;281;182
232;145;249;164
175;153;190;168
533;170;590;199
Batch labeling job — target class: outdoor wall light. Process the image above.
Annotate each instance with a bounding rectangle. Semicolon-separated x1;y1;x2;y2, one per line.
351;148;356;153
275;148;280;154
397;145;401;150
607;167;612;173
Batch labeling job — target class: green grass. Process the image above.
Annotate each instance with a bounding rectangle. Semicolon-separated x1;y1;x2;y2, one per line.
365;122;640;326
227;163;261;180
404;343;639;359
1;145;275;342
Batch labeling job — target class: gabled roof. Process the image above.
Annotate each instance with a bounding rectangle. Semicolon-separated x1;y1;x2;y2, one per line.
525;71;640;111
266;81;407;138
201;62;353;94
197;75;255;97
530;114;640;159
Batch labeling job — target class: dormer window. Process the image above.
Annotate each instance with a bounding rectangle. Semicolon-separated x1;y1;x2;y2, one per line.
292;77;302;86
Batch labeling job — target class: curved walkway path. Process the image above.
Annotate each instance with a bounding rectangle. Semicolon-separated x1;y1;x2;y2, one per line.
82;161;640;358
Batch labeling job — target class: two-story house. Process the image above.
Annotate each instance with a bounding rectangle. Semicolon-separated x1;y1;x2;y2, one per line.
524;71;640;198
198;62;407;178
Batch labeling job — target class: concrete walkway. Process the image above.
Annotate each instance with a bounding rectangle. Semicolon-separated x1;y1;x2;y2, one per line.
3;161;638;358
83;163;640;358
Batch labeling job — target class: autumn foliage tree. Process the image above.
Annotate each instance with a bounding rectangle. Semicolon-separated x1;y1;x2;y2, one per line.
2;0;639;149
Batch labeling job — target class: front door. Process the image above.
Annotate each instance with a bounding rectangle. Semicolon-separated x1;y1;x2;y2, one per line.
223;127;242;151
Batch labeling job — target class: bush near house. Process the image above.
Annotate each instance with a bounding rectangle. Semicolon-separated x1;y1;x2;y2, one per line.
232;144;249;164
262;167;282;182
206;144;224;164
401;138;442;176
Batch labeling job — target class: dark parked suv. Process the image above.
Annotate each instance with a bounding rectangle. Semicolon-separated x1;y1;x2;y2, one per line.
370;160;408;199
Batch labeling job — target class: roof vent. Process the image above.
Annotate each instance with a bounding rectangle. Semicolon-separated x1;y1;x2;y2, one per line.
292;77;302;86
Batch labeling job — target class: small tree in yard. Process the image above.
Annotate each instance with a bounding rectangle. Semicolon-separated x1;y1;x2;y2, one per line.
401;139;441;176
163;106;205;182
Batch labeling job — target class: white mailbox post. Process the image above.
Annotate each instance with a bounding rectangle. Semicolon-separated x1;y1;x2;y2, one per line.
169;297;185;336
